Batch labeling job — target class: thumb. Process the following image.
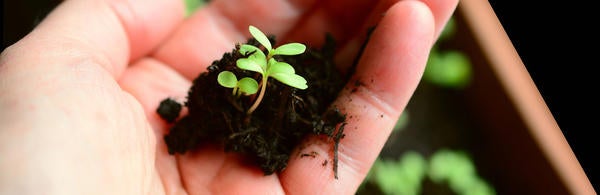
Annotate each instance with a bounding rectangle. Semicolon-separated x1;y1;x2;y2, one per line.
280;1;440;193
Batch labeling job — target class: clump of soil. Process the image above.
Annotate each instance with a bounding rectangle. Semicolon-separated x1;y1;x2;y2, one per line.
157;34;349;176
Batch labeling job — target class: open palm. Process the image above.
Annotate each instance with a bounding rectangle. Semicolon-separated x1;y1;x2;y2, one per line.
0;0;457;194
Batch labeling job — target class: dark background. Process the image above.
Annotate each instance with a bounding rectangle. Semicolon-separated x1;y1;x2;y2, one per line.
488;0;596;191
2;0;596;191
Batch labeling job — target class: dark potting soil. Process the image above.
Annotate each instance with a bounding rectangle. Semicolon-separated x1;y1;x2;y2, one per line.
157;34;349;177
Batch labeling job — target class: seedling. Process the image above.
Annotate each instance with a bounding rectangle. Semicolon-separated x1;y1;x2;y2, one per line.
159;23;347;177
217;25;308;114
217;71;259;97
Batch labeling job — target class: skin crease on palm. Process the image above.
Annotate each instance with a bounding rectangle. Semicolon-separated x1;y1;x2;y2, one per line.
0;0;458;194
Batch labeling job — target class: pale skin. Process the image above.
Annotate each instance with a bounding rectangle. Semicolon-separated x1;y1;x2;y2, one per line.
0;0;457;194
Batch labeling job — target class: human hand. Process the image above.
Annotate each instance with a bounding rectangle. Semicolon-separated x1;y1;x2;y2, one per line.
0;0;457;194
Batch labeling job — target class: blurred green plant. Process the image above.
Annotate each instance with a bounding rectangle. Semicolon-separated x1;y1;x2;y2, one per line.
429;150;496;195
184;0;208;16
423;18;472;89
369;151;428;195
424;50;472;88
361;150;495;195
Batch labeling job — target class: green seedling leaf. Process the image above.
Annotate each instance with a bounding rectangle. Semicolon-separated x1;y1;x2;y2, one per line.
237;57;265;74
252;53;268;70
249;25;272;51
239;44;263;57
217;71;238;88
268;58;278;67
271;73;308;89
238;77;259;95
268;61;295;74
239;25;311;114
273;43;306;56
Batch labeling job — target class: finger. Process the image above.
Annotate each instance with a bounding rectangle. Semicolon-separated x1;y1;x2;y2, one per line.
2;0;184;79
153;0;318;79
118;58;191;194
280;1;436;194
420;0;459;39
